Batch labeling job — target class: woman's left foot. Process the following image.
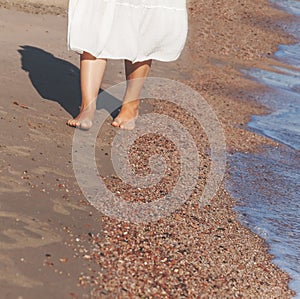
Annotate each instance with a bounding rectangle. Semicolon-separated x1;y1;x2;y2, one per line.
111;103;138;130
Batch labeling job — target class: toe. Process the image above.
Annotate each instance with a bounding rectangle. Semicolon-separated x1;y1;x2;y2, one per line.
111;118;122;127
67;119;76;127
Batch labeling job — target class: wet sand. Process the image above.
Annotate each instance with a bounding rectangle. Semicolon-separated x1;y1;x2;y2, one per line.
0;0;296;298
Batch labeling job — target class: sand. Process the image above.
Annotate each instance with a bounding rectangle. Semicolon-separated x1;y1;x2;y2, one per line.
0;0;67;15
0;0;296;298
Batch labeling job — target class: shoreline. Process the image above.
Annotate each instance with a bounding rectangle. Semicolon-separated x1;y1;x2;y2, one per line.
0;0;296;297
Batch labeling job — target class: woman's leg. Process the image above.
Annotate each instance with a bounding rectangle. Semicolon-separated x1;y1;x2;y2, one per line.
67;52;107;130
111;59;152;130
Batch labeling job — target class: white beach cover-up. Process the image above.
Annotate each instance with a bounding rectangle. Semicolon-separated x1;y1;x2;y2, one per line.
68;0;188;63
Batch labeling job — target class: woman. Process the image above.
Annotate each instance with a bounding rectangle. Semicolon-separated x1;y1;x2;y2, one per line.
67;0;188;130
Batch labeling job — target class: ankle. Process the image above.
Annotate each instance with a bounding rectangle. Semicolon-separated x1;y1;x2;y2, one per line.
80;102;96;112
122;100;139;110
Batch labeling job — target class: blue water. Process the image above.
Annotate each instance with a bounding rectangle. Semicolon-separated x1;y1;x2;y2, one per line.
227;0;300;297
246;68;300;150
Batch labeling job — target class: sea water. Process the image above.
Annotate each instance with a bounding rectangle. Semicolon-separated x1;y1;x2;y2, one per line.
227;0;300;296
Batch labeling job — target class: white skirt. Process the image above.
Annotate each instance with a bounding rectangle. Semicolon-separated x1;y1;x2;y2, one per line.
67;0;188;63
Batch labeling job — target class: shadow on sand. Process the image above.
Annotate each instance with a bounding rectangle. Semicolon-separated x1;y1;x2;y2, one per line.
18;45;121;118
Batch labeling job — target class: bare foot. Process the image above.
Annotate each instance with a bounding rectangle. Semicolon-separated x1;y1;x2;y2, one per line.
111;102;139;130
67;104;95;130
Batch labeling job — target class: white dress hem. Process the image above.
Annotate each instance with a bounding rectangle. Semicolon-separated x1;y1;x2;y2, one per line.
68;0;188;63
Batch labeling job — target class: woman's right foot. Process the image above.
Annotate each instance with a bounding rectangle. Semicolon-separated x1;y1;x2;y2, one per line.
67;105;95;130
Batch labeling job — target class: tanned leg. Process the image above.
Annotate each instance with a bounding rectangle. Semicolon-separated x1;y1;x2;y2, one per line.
67;52;107;130
111;59;152;130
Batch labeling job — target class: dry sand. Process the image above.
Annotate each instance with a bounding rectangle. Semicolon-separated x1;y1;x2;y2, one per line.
0;0;297;298
0;0;67;15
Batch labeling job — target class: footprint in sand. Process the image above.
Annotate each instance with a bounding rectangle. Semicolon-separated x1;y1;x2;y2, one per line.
31;166;72;178
0;175;29;193
0;211;62;250
0;254;43;288
1;145;32;157
0;212;62;288
28;128;52;142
